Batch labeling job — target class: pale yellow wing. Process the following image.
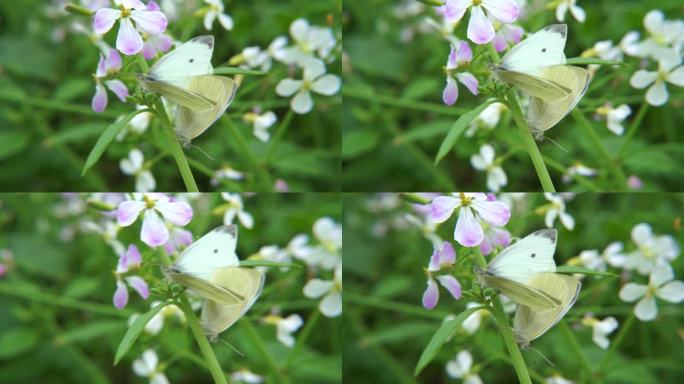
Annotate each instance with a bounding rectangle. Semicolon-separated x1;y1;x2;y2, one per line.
479;273;561;312
174;75;237;142
139;75;216;111
201;267;264;339
163;268;242;305
513;273;581;347
527;65;591;133
495;69;571;102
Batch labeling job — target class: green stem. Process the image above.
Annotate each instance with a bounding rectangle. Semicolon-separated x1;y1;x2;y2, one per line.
177;295;227;384
153;98;199;192
265;109;294;163
0;90;122;118
571;109;627;189
559;321;593;381
599;312;635;371
223;117;272;190
240;319;284;383
506;89;556;192
286;309;321;366
618;101;649;157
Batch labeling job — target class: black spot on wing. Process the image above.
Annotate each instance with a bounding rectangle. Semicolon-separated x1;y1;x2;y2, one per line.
542;48;546;52
213;249;218;253
531;253;536;258
189;58;194;63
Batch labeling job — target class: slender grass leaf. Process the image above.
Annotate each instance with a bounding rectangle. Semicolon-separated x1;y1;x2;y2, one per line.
0;131;30;160
435;100;494;164
82;109;148;176
566;57;624;66
414;306;486;376
0;328;39;359
556;266;618;277
213;67;269;76
240;260;303;268
55;321;125;346
114;301;168;365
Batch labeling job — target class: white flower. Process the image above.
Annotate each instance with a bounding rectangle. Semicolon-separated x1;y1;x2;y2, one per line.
465;102;506;137
596;103;631;135
276;58;340;114
117;105;151;140
543;193;575;230
546;374;574;384
292;217;341;270
581;315;618;349
628;10;684;60
461;302;488;334
623;223;679;275
240;46;272;71
303;263;341;317
619;265;684;321
470;144;507;192
120;148;156;192
211;166;245;186
275;18;336;64
630;50;684;106
562;162;598;184
220;193;254;229
231;369;263;383
578;242;625;272
263;313;303;347
555;0;585;23
446;350;483;384
243;111;277;142
132;349;169;384
203;0;233;31
129;301;185;335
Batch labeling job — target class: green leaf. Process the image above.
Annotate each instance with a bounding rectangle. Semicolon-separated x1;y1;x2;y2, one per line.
0;131;30;160
213;67;269;76
114;301;168;365
565;57;624;66
240;260;303;268
342;130;380;159
0;328;39;359
55;321;125;346
414;306;486;376
556;266;618;277
81;109;148;176
435;100;494;164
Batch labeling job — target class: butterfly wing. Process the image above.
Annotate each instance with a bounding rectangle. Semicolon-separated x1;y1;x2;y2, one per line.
528;65;591;132
500;24;568;76
478;273;561;312
173;225;240;282
148;35;214;88
174;75;237;141
495;70;571;101
140;75;216;111
486;229;558;284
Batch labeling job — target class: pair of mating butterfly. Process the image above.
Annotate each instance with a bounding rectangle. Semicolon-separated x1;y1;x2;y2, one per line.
491;24;590;135
139;35;236;143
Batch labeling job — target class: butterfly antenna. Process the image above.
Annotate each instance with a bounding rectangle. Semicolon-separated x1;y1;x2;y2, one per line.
191;144;215;161
544;136;568;153
218;338;245;357
530;345;555;366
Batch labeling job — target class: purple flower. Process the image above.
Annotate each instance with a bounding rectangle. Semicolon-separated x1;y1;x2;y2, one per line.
422;242;462;310
141;33;173;59
117;193;193;247
92;49;129;113
443;41;479;105
93;0;167;56
440;0;520;45
491;23;523;52
113;245;149;309
480;225;511;255
429;193;511;247
163;227;194;255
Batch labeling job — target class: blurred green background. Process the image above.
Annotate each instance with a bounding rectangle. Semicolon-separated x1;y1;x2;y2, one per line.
0;0;341;192
342;0;684;192
343;193;684;383
0;193;341;383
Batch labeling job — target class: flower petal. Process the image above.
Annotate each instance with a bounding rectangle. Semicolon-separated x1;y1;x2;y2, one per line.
430;196;459;223
203;11;216;30
619;283;647;302
645;81;668;106
126;276;150;299
456;72;479;95
113;280;129;309
443;76;459;106
634;296;657;321
117;200;146;226
482;0;519;23
217;13;233;31
303;279;333;299
629;70;657;89
319;291;342;317
467;6;495;45
141;209;169;247
303;58;326;80
311;74;341;95
667;66;684;86
442;0;469;23
422;277;439;309
275;79;303;97
92;83;108;113
438;242;457;266
155;201;192;226
455;41;473;63
656;280;684;303
137;171;156;192
291;90;313;114
437;275;462;300
455;207;484;247
471;200;510;226
650;264;674;287
559;211;575;230
105;49;123;71
105;80;129;102
569;4;586;23
130;10;167;34
116;17;143;55
93;8;121;34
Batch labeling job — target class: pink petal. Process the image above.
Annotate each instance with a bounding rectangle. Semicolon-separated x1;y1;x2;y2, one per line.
120;0;146;10
96;54;107;77
91;83;108;113
430;196;459;223
105;80;129;102
126;276;150;299
117;200;146;226
455;41;473;63
130;10;167;35
155;201;193;226
493;227;512;247
141;209;169;247
156;34;173;52
142;40;156;60
467;6;495;45
492;33;507;52
447;45;458;69
116;17;143;55
422;277;439;310
471;199;510;226
123;244;142;269
504;24;524;43
428;246;442;272
146;0;160;11
113;280;129;309
482;0;519;23
442;76;459;105
443;0;470;23
456;72;479;95
454;207;484;247
436;275;462;300
480;237;494;255
106;49;122;71
93;8;121;34
438;242;456;266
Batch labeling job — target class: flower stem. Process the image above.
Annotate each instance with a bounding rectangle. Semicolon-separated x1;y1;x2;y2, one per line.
240;319;285;383
505;89;556;192
618;100;649;158
559;321;593;380
265;109;294;163
598;312;635;371
286;309;321;367
153;98;199;192
176;295;227;384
